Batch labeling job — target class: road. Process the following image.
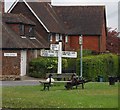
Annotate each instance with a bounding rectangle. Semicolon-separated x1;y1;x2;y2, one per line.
0;80;40;86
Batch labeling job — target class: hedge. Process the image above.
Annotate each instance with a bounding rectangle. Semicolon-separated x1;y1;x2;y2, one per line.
76;54;119;81
28;57;68;78
77;49;93;57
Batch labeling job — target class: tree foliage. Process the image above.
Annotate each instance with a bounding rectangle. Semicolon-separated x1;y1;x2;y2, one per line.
106;28;120;54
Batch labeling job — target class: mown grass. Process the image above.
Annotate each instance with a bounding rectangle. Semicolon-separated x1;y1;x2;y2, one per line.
2;82;119;108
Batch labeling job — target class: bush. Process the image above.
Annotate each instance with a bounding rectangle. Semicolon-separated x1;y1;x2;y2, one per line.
76;54;119;81
77;49;93;57
63;58;77;73
28;57;68;78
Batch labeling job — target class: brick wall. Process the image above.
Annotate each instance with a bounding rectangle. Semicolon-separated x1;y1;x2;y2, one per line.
100;23;106;52
2;50;21;76
1;49;38;80
7;24;34;37
64;36;72;51
50;35;100;52
7;24;19;34
68;36;100;52
83;36;99;52
27;50;36;74
69;36;79;51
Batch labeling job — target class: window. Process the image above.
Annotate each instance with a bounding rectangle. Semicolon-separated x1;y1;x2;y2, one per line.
29;27;34;37
56;34;59;42
65;35;68;43
50;34;53;42
60;34;62;41
19;24;25;36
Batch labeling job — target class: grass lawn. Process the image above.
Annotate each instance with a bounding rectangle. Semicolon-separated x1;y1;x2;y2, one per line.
1;82;119;108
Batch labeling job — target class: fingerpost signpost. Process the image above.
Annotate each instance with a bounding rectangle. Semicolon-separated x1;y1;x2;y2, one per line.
41;40;77;74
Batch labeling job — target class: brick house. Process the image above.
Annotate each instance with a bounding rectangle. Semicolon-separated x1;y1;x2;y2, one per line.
1;13;49;80
8;0;107;52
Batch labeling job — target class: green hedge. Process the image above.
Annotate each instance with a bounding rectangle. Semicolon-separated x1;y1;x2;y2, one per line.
77;49;93;57
76;54;119;81
29;53;119;80
28;57;67;78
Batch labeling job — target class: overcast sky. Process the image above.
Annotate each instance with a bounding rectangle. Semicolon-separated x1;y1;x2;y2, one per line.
5;0;120;29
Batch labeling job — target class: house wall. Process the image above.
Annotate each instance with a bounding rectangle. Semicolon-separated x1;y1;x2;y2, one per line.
2;50;21;79
69;36;79;51
100;23;106;52
64;36;73;51
11;2;48;41
1;49;37;80
7;24;19;34
50;35;100;52
26;50;36;73
67;36;99;52
83;36;99;52
7;23;34;37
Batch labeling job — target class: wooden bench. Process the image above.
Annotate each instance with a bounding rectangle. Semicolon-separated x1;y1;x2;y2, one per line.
39;73;75;90
65;79;91;90
39;74;91;90
39;80;72;90
46;73;76;81
39;74;52;90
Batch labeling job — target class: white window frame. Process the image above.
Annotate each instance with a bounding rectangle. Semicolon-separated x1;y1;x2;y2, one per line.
50;35;53;42
56;34;59;42
65;35;68;43
60;34;62;41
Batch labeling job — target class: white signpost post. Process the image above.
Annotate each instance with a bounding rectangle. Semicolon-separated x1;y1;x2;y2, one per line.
79;35;83;79
41;41;77;74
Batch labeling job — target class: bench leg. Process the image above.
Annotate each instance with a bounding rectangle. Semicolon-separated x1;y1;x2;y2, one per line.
48;86;49;91
82;83;84;89
76;85;78;89
43;84;46;90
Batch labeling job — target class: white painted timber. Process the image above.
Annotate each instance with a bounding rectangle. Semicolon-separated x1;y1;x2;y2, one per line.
62;51;77;58
41;50;58;57
20;50;27;76
50;44;59;51
4;53;17;57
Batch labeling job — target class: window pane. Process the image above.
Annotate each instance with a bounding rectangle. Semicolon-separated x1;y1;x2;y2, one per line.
50;35;53;42
65;35;68;43
29;27;34;37
19;24;25;36
60;35;62;40
56;34;59;42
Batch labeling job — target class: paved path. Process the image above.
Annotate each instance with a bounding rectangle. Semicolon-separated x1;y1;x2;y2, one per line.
0;80;40;86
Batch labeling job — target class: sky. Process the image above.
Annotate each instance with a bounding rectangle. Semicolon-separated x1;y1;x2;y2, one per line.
4;0;120;30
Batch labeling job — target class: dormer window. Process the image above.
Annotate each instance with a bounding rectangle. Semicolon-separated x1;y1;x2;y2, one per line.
19;24;25;36
29;27;34;37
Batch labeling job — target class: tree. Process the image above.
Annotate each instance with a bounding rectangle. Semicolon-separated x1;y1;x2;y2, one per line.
106;28;120;54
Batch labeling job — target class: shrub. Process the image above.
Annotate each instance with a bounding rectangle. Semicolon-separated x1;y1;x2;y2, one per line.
28;57;68;78
77;49;93;57
76;54;119;81
63;58;77;73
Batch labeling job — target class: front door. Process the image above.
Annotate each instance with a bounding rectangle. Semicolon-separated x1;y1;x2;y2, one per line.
20;50;27;76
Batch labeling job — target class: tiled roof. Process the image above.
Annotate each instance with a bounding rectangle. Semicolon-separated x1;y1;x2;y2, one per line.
27;2;106;35
2;13;49;49
3;13;36;25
